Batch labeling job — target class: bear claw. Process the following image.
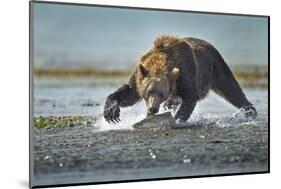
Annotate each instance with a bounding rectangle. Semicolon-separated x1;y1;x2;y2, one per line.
103;100;121;123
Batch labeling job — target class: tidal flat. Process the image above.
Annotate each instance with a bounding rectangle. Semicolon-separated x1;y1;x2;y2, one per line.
31;74;268;186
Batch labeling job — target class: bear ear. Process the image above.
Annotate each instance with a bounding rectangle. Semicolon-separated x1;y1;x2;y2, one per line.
171;68;179;79
138;64;149;79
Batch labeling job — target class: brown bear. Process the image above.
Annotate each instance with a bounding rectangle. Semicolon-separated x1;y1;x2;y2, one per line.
103;35;257;123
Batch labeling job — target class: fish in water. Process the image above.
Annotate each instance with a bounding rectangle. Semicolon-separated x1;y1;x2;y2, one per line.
132;112;176;129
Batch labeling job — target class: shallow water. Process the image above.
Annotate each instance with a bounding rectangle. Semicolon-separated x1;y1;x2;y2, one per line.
32;78;268;186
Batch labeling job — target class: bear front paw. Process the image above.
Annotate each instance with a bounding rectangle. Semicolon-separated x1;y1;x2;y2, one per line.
163;100;174;110
164;97;182;111
103;99;121;123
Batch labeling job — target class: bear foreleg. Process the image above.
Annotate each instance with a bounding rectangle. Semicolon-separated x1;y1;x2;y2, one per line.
174;98;197;122
103;84;140;123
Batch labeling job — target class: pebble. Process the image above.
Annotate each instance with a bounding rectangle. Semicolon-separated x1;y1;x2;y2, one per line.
183;158;191;163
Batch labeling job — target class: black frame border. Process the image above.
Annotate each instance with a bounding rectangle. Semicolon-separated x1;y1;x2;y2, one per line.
29;0;270;188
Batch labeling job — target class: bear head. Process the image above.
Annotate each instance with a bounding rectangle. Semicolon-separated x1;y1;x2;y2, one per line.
136;52;179;116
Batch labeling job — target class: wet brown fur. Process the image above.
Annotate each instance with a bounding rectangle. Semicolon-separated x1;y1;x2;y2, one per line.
136;35;181;96
153;35;183;50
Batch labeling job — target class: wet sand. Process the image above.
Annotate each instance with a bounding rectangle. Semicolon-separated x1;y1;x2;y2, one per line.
32;118;268;186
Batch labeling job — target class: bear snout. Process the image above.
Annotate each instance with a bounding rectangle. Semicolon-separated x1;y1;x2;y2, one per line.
147;107;159;116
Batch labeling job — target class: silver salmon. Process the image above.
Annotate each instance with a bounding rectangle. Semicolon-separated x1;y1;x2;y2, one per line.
132;112;176;129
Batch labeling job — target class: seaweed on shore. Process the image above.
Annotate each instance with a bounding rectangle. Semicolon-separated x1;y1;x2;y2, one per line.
33;116;97;129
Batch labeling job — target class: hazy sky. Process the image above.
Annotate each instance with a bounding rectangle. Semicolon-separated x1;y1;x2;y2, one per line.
33;2;268;70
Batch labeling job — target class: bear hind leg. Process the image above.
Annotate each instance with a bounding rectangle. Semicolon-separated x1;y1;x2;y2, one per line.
212;63;257;118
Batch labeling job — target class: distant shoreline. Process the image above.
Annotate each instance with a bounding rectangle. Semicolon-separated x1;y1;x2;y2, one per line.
34;66;267;78
34;68;132;78
33;66;268;88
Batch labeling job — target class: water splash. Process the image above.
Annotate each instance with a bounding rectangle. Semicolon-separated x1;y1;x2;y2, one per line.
93;102;146;132
185;110;260;128
92;98;261;132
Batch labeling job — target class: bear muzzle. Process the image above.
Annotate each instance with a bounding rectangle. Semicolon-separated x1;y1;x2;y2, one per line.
147;107;159;116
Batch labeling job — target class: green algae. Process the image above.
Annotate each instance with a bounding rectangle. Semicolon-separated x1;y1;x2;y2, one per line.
33;116;97;129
